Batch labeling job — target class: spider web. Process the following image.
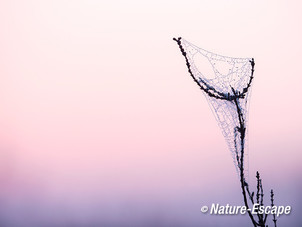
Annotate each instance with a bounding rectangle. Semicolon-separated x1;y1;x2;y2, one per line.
175;38;254;176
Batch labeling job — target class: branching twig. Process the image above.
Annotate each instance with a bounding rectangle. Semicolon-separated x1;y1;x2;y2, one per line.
173;37;278;227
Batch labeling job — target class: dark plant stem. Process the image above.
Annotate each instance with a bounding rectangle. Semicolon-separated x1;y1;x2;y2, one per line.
173;37;276;227
232;90;259;227
271;190;277;227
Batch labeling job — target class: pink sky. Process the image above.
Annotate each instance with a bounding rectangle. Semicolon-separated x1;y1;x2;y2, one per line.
0;0;301;226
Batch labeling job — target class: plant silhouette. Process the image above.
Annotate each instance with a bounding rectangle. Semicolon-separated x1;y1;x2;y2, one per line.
173;37;277;227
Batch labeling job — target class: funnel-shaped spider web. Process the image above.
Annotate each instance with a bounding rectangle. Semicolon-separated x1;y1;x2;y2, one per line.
174;37;255;177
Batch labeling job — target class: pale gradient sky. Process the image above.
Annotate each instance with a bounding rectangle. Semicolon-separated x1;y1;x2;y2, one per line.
0;0;301;226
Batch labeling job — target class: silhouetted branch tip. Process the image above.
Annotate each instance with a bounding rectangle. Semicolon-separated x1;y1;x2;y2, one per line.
271;189;277;227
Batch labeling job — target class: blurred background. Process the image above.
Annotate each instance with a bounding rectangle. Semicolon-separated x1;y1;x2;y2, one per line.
0;0;301;226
